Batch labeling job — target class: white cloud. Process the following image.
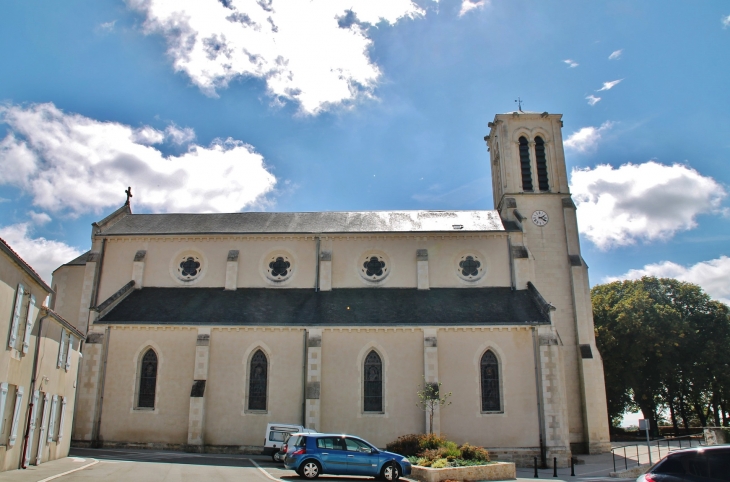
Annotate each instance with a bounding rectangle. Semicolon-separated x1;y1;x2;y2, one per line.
165;124;196;145
127;0;425;115
0;102;277;215
28;211;51;225
608;49;622;60
597;79;623;91
722;15;730;28
586;95;601;106
0;223;82;285
571;161;727;249
459;0;486;16
99;20;117;32
564;121;613;152
563;59;579;68
606;256;730;305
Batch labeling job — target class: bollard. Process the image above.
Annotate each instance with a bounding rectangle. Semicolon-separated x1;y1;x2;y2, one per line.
570;457;575;476
553;457;557;477
534;456;538;478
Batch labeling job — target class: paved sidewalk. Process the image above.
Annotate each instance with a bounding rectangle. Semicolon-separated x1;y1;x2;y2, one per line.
0;456;98;482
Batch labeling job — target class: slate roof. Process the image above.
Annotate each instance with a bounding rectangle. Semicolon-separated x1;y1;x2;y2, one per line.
99;287;550;326
65;251;91;266
98;211;506;236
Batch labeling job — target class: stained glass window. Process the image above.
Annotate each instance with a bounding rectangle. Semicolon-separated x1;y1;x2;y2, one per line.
269;257;291;277
364;351;383;412
535;136;549;192
519;136;533;191
480;351;500;412
459;256;481;277
248;350;268;410
363;257;385;278
138;349;158;408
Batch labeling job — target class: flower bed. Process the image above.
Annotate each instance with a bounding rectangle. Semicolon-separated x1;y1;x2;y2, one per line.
386;434;515;481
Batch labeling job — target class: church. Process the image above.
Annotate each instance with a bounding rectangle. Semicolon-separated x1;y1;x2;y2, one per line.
50;111;611;467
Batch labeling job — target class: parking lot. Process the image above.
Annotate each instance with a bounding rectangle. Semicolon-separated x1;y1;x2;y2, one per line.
0;448;636;482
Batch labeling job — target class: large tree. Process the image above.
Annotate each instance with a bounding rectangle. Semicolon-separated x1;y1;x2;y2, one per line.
592;277;730;435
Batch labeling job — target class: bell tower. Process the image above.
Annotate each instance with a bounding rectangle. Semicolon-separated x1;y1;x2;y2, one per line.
486;111;611;456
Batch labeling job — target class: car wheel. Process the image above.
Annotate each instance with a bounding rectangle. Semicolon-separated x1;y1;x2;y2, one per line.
300;460;321;479
272;453;280;462
381;462;400;481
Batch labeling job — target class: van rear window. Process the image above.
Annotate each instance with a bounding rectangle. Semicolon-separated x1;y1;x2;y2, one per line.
270;431;289;442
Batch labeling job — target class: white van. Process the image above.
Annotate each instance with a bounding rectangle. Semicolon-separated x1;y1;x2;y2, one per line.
263;423;316;461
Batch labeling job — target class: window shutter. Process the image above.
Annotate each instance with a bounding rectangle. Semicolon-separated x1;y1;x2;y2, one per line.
22;294;37;354
36;393;50;464
47;395;58;442
65;335;74;371
57;397;67;442
24;391;39;464
8;386;24;446
8;284;26;349
0;383;7;435
57;331;67;368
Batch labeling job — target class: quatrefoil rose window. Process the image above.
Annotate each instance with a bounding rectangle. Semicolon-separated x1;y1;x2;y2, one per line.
266;253;294;282
360;252;389;282
457;253;485;281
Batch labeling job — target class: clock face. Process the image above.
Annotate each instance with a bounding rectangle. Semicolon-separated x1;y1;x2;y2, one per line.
532;210;549;226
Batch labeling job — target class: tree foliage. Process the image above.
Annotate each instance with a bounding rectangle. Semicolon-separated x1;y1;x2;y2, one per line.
417;377;452;435
592;277;730;435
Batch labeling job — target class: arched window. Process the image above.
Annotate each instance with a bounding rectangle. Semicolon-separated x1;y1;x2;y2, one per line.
534;136;549;192
480;350;500;412
518;136;533;191
248;350;268;411
138;349;158;408
363;351;382;412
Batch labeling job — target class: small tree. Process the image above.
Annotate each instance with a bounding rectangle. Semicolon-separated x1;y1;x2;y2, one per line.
417;377;452;434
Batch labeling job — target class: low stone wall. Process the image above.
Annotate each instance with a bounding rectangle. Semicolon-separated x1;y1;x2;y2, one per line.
71;440;263;454
410;462;516;482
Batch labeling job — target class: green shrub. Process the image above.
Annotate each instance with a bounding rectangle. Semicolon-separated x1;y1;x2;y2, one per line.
431;458;449;468
419;433;447;451
417;457;432;467
442;441;461;459
458;443;490;462
386;434;423;457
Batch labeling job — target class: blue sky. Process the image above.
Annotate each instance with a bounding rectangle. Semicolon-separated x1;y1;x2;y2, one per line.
1;0;729;309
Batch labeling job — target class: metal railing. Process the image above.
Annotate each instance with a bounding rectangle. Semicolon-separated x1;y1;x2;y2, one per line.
611;434;704;472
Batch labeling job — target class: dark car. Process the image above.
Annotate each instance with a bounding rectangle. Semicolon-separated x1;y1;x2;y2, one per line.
637;445;730;482
283;433;411;480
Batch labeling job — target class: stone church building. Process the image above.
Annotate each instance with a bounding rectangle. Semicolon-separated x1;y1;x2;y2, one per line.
51;112;610;466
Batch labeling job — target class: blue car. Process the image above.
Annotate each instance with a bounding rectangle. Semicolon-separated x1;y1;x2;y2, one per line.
283;433;411;480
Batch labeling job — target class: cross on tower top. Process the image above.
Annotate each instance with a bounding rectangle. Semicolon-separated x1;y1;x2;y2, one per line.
515;97;523;111
125;186;133;205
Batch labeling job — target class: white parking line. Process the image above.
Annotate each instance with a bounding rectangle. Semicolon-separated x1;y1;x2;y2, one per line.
249;458;284;482
36;459;99;482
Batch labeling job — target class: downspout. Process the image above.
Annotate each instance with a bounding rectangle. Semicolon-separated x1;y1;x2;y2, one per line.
314;237;320;292
301;329;308;426
19;315;45;469
532;326;547;468
91;325;111;448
